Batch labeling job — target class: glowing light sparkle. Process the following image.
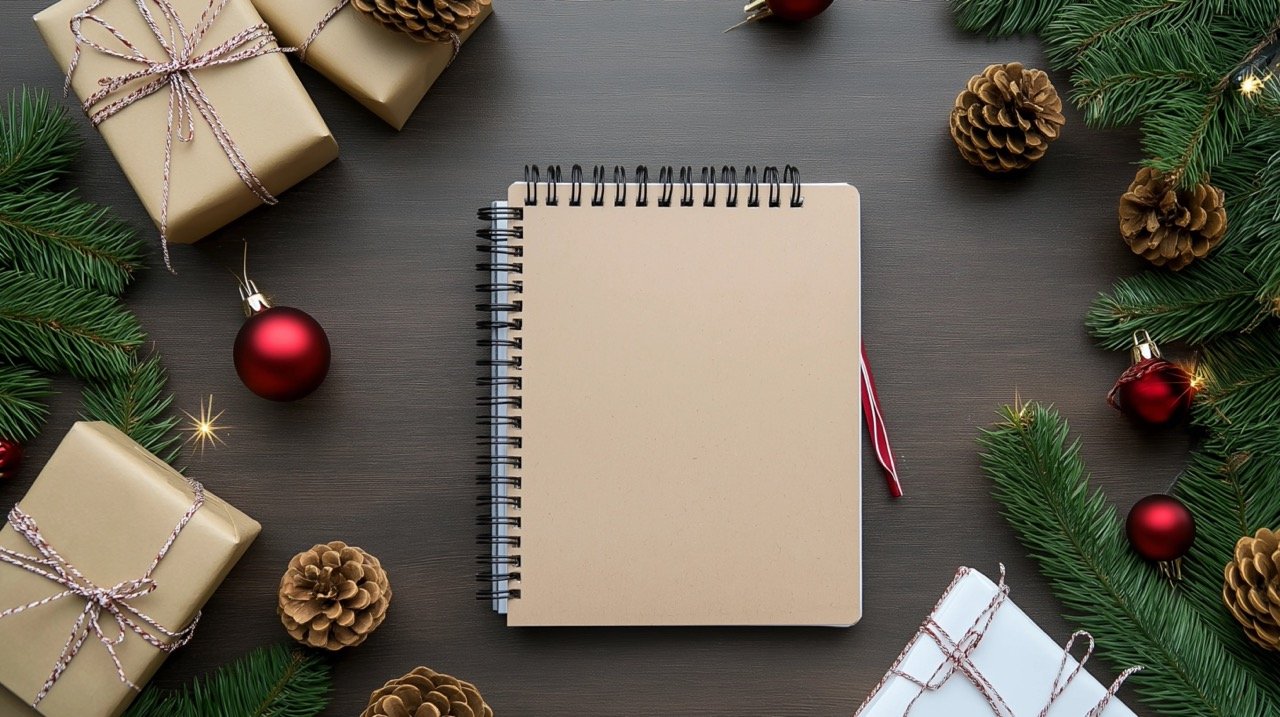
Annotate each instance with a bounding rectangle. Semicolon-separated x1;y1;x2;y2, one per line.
181;395;231;455
1239;72;1268;97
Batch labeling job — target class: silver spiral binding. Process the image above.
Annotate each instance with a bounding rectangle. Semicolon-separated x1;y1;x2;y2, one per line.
476;165;803;607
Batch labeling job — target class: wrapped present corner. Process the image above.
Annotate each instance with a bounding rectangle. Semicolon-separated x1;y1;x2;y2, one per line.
251;0;493;130
33;0;339;254
856;566;1139;717
0;422;260;717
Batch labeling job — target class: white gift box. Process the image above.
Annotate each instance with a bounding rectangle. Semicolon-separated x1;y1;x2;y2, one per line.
856;567;1138;717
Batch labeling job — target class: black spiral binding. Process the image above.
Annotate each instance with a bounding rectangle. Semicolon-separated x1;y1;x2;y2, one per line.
475;165;803;605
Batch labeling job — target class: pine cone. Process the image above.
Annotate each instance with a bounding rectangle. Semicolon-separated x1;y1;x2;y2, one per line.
1223;528;1280;651
1119;167;1226;271
278;541;391;651
361;667;494;717
351;0;491;44
949;62;1066;173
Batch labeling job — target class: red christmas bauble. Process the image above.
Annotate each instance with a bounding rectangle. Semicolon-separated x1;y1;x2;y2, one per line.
766;0;834;21
0;438;22;480
1126;494;1196;562
234;306;331;401
1108;358;1194;427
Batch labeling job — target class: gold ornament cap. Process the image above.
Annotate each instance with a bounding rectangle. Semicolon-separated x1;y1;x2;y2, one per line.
1130;330;1162;363
238;277;272;317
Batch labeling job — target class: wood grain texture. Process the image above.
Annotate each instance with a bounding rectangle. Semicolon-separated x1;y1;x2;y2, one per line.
0;1;1186;715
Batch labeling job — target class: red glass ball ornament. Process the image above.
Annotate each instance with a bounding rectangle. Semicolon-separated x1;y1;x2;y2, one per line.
234;306;331;401
765;0;834;21
0;437;22;480
1108;358;1194;426
1126;494;1196;562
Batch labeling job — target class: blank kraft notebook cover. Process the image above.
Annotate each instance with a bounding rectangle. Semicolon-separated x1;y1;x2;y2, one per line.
477;166;862;626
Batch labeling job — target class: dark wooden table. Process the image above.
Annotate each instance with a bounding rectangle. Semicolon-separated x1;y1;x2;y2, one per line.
0;1;1187;714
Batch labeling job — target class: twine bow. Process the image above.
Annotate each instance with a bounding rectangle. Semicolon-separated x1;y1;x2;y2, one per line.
65;0;289;272
298;0;462;63
0;480;205;707
892;565;1142;717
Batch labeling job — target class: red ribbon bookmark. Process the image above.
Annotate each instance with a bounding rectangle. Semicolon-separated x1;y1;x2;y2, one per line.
860;343;903;498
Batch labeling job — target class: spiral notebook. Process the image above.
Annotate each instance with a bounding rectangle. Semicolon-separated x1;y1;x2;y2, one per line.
478;166;862;627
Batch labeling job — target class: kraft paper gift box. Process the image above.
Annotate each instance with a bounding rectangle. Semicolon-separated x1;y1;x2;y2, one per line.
856;567;1139;717
251;0;492;129
34;0;338;247
0;422;261;717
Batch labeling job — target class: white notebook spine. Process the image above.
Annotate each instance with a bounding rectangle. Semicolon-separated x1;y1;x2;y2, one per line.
476;201;524;614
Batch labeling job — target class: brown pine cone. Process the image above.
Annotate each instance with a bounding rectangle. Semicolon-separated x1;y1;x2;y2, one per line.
351;0;491;44
361;667;494;717
949;62;1066;173
1223;528;1280;651
1119;167;1226;271
278;541;391;651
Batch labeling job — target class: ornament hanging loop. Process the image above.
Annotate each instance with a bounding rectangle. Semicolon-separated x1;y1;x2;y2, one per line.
234;242;272;317
724;1;771;32
1130;330;1162;362
1159;558;1184;583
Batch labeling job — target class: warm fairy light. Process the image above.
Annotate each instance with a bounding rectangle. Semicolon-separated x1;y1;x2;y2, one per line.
181;395;231;454
1239;72;1267;96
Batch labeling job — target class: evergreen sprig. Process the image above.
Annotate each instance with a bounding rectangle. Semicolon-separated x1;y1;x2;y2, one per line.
82;355;182;463
0;268;144;381
0;189;144;295
0;87;180;454
0;87;79;193
953;0;1073;35
979;403;1280;716
0;362;52;442
123;644;332;717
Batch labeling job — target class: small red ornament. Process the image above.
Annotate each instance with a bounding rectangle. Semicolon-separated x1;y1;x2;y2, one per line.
233;272;331;402
1126;493;1196;580
0;437;22;480
727;0;833;30
1107;331;1194;427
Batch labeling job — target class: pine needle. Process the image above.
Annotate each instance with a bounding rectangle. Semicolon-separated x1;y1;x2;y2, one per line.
0;189;144;295
0;87;79;193
82;355;181;464
0;361;52;442
979;403;1280;716
123;644;332;717
0;268;144;380
952;0;1075;35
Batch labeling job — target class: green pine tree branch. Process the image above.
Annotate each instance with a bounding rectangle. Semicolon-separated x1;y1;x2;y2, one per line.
0;362;52;442
123;644;332;717
1043;0;1191;70
81;354;181;464
1160;331;1280;700
952;0;1077;35
0;87;79;193
979;402;1280;717
1085;252;1266;350
0;189;145;295
0;268;144;381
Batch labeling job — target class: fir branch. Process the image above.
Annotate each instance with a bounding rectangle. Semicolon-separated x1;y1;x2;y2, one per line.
952;0;1076;35
0;190;144;295
0;268;144;380
1172;448;1280;692
979;403;1280;716
82;355;181;464
1044;0;1191;70
0;362;52;442
1167;330;1280;701
123;644;332;717
0;87;79;193
1085;252;1265;349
